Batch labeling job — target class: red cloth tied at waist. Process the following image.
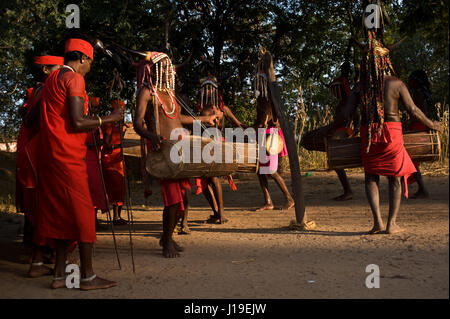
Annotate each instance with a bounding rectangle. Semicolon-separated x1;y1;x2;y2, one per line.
360;122;417;198
158;178;191;215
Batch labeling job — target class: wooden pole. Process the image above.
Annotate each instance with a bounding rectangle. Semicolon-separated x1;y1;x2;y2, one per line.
267;80;308;226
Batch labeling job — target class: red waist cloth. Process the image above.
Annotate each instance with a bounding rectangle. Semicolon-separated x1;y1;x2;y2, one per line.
35;69;96;243
158;178;191;215
360;122;416;198
102;147;125;206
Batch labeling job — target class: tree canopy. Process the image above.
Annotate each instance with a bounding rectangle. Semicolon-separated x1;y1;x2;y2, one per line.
1;0;448;140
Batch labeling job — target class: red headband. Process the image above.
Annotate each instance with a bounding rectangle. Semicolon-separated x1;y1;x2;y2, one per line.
65;38;94;61
33;56;64;65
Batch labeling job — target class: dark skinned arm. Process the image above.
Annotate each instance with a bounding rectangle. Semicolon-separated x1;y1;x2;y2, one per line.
133;87;163;151
398;82;440;131
68;96;123;131
180;113;217;126
223;106;244;128
323;90;359;136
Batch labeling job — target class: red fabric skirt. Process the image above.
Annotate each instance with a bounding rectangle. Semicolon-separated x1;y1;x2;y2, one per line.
102;148;125;206
158;178;191;214
361;122;417;198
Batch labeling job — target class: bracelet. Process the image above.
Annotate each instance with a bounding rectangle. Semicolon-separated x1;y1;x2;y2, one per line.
97;115;102;127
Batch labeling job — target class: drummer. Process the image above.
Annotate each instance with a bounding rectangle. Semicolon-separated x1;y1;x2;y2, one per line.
327;61;359;201
193;74;244;225
133;52;217;258
324;31;441;234
405;70;435;198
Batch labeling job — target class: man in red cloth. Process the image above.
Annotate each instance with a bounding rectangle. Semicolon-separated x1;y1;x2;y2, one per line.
35;36;123;290
133;52;216;258
102;99;127;225
16;53;63;278
325;31;441;234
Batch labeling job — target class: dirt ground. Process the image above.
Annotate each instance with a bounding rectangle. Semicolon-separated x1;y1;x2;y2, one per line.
0;170;448;299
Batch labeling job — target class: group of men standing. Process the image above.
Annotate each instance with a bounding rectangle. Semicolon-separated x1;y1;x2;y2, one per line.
16;36;124;290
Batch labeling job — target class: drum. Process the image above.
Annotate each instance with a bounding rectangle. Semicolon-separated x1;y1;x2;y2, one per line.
146;135;258;179
326;130;441;170
300;126;328;152
403;130;441;162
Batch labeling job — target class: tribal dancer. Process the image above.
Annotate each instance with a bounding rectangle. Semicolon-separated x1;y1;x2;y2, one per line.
133;52;216;257
194;75;243;225
16;53;63;278
253;48;294;211
35;36;123;289
325;31;441;234
102;100;127;225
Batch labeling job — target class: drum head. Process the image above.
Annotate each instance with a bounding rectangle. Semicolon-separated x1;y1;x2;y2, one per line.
266;133;284;155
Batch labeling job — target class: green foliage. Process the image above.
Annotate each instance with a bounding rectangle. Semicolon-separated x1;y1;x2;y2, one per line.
1;0;448;157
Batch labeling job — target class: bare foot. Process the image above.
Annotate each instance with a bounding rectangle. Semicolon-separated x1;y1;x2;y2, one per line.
218;217;229;224
80;275;117;291
162;242;181;258
386;224;405;234
255;204;274;212
281;199;295;210
411;190;429;199
368;225;384;234
51;277;67;289
206;216;229;224
178;226;191;235
159;238;184;252
333;193;353;201
28;264;53;278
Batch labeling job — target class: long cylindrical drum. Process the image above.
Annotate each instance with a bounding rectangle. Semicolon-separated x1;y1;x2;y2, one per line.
300;127;327;152
327;130;441;170
145;135;259;179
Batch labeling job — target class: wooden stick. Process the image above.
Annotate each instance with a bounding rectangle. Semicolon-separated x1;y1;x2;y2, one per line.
267;81;307;225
